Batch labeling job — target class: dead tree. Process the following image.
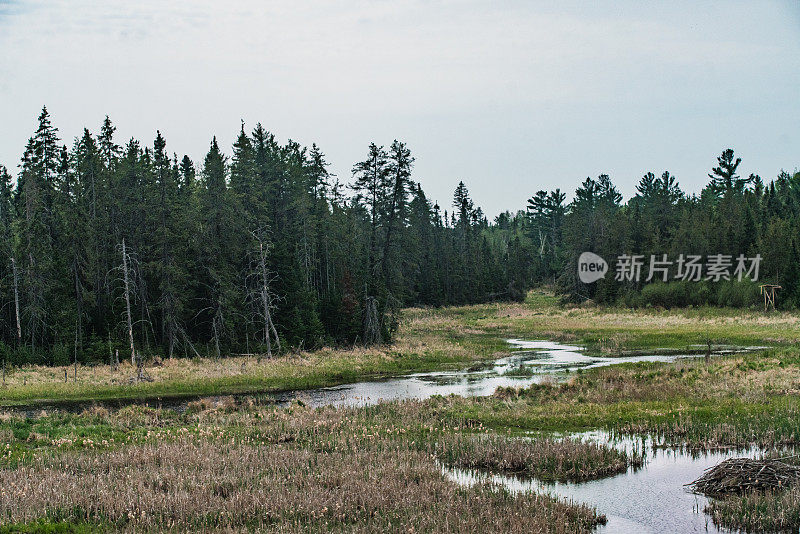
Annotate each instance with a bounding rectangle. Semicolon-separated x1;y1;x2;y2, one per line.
363;296;381;346
108;333;116;371
117;239;151;382
121;239;136;366
249;232;280;358
10;257;21;345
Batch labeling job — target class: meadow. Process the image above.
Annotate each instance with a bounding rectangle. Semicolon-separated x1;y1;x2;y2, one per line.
1;292;800;532
3;292;799;406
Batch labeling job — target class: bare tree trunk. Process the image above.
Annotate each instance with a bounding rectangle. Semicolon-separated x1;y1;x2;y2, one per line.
363;296;380;346
121;239;136;366
212;311;221;360
108;332;115;370
168;325;175;359
181;330;201;358
11;257;21;345
73;317;78;383
257;240;280;357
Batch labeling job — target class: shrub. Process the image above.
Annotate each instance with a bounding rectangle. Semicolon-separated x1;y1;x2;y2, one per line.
715;280;760;308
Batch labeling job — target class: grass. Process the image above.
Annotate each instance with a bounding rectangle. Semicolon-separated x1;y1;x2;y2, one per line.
4;290;799;406
3;291;800;530
406;291;800;354
429;433;640;482
705;487;800;532
0;330;506;407
0;401;617;532
0;520;102;533
430;349;800;449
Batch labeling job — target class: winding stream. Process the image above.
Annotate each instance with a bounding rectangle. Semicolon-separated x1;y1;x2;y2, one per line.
6;339;708;416
6;340;768;532
283;339;707;408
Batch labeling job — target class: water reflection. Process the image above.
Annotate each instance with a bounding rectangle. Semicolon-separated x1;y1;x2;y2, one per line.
6;340;733;415
444;430;766;534
284;340;704;408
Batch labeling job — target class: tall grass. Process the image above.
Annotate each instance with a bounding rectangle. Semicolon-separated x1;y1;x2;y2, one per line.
0;402;608;532
430;434;640;482
705;487;800;532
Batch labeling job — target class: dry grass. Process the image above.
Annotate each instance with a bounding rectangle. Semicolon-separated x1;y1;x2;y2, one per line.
0;324;502;405
430;434;640;482
0;437;605;532
705;487;800;532
2;345;419;390
4;291;799;405
0;402;610;532
405;293;800;351
495;352;800;406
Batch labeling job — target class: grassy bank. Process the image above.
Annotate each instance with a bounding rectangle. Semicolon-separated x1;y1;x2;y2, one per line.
407;291;800;354
3;291;799;406
431;348;800;448
0;330;505;407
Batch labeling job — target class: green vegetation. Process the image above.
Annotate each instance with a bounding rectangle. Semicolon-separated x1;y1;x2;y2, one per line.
705;487;800;532
0;325;506;406
430;434;639;482
408;291;800;352
527;151;800;308
2;291;799;406
0;520;102;534
3;107;798;373
0;107;530;371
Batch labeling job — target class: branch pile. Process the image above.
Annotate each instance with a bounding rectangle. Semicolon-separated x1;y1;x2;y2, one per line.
688;457;800;497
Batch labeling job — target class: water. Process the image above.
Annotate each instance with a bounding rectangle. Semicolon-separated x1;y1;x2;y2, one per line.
444;430;766;533
5;340;769;531
6;340;734;416
283;340;705;408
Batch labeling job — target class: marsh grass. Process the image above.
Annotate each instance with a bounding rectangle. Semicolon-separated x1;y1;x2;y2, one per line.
430;434;640;482
2;292;800;531
705;487;800;533
0;402;609;532
406;291;800;353
432;348;800;450
0;330;507;406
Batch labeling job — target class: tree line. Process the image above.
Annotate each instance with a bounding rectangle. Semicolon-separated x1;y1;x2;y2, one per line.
0;108;527;366
518;149;800;308
2;108;796;367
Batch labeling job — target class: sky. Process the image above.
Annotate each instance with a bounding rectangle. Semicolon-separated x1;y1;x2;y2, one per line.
1;0;799;217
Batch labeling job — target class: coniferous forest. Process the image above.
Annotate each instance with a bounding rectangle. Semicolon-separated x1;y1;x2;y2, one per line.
0;107;798;366
0;108;528;366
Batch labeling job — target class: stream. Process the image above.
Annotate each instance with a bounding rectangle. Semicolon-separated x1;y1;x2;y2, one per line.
6;340;768;532
445;430;765;534
7;339;709;416
284;339;707;408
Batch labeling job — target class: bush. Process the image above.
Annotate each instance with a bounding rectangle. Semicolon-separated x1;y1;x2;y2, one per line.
81;335;112;364
634;281;712;308
715;280;760;308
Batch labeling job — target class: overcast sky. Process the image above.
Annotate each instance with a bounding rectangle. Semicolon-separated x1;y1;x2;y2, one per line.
1;0;798;216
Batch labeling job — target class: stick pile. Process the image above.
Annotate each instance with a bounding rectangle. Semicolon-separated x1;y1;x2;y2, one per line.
689;457;800;497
